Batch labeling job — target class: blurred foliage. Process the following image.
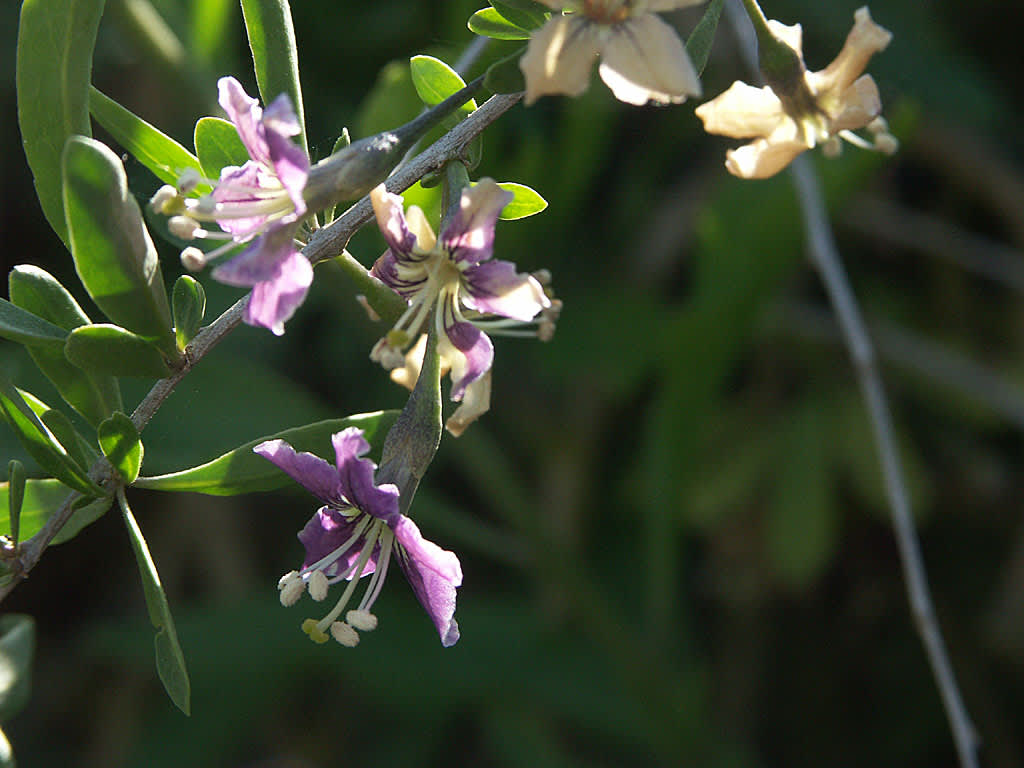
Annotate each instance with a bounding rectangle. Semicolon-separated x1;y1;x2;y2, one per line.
2;0;1024;766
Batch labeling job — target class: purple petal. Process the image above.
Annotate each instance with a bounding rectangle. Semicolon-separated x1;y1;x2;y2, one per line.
332;427;401;526
392;515;462;646
244;251;313;336
371;250;428;300
444;321;494;402
370;185;418;257
298;506;377;579
212;225;300;286
462;260;548;321
218;77;270;167
263;94;309;215
253;439;341;503
212;162;275;237
440;179;511;266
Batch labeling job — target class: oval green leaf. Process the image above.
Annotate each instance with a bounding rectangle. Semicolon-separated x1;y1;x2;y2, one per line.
63;137;175;348
0;478;111;545
0;615;35;721
16;0;104;246
118;491;190;715
489;0;547;30
172;276;206;351
0;377;101;497
468;8;531;40
194;117;250;179
99;413;143;484
134;411;398;496
89;86;204;188
65;324;175;379
240;0;308;155
8;266;123;426
685;0;724;77
410;56;477;115
0;299;68;349
497;182;548;220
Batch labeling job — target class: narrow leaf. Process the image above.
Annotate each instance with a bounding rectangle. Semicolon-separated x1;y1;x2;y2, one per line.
496;182;548;220
685;0;724;77
0;299;68;348
89;87;203;187
8;265;122;426
6;462;24;546
469;8;531;41
484;48;527;94
410;56;477;114
0;615;35;721
0;377;101;497
65;324;174;379
16;0;104;245
194;117;249;179
26;394;93;473
135;411;398;495
0;479;111;545
172;276;206;350
98;413;143;484
117;490;190;715
63;137;175;348
240;0;309;154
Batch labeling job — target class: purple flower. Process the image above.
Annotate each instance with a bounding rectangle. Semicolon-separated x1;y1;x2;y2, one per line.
369;179;551;403
151;77;312;335
255;427;462;647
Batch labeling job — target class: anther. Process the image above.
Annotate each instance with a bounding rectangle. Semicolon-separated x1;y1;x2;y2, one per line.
308;570;329;601
278;571;305;607
168;216;201;240
180;247;208;272
149;185;179;214
301;618;330;644
177;168;202;195
330;621;360;647
346;610;378;632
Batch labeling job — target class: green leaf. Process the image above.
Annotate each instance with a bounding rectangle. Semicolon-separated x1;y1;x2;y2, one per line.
65;324;174;379
172;276;206;351
98;413;143;484
240;0;308;154
194;117;250;179
410;56;477;115
135;411;399;495
24;392;94;473
0;615;35;721
490;0;548;30
0;479;111;545
496;182;548;220
469;8;531;40
484;47;527;95
685;0;724;77
0;299;68;349
8;265;123;427
89;86;204;188
16;0;104;246
117;491;190;715
63;136;175;350
6;462;24;546
0;377;101;497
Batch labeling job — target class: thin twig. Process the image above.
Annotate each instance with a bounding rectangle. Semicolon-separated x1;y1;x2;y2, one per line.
723;1;978;764
0;92;523;604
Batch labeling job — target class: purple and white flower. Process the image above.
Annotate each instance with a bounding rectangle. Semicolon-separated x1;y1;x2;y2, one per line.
151;77;312;335
369;179;552;408
255;427;462;647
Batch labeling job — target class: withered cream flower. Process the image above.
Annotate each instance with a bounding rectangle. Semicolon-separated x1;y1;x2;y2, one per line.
520;0;704;106
695;6;896;178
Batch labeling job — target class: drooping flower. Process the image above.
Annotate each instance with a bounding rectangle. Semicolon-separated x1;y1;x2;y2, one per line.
256;427;462;647
695;6;897;179
519;0;704;106
150;76;312;335
369;179;553;411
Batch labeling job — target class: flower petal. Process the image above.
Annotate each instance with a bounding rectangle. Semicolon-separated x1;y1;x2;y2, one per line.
597;13;701;105
217;77;270;167
370;184;421;257
212;162;277;237
443;322;494;401
263;93;309;216
332;427;401;526
370;249;428;300
724;136;808;179
298;506;377;579
446;370;491;437
828;74;881;132
520;15;600;105
462;261;548;321
392;515;462;647
695;81;787;139
253;439;341;503
813;7;892;98
442;178;512;267
244;251;313;336
212;224;300;285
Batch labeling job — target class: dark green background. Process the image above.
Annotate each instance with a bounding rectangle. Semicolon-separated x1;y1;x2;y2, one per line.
2;0;1023;765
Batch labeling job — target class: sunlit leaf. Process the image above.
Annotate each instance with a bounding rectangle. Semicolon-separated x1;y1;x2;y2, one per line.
469;8;531;40
410;56;477;115
0;299;68;349
496;182;548;220
194;117;249;179
172;276;206;351
98;413;143;484
0;478;110;545
65;324;175;379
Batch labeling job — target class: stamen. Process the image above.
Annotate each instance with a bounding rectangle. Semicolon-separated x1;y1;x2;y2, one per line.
278;570;305;607
150;185;180;214
180;247;208;272
330;621;360;647
301;618;330;644
307;569;329;601
168;216;202;240
315;520;384;633
177;168;203;194
300;513;373;575
346;610;378;632
356;528;394;613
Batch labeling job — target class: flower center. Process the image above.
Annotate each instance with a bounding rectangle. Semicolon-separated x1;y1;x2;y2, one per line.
582;0;633;24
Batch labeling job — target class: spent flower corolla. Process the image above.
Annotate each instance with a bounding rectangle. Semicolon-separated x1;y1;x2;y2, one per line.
150;77;311;335
695;6;897;178
519;0;704;106
257;427;462;647
369;179;556;431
